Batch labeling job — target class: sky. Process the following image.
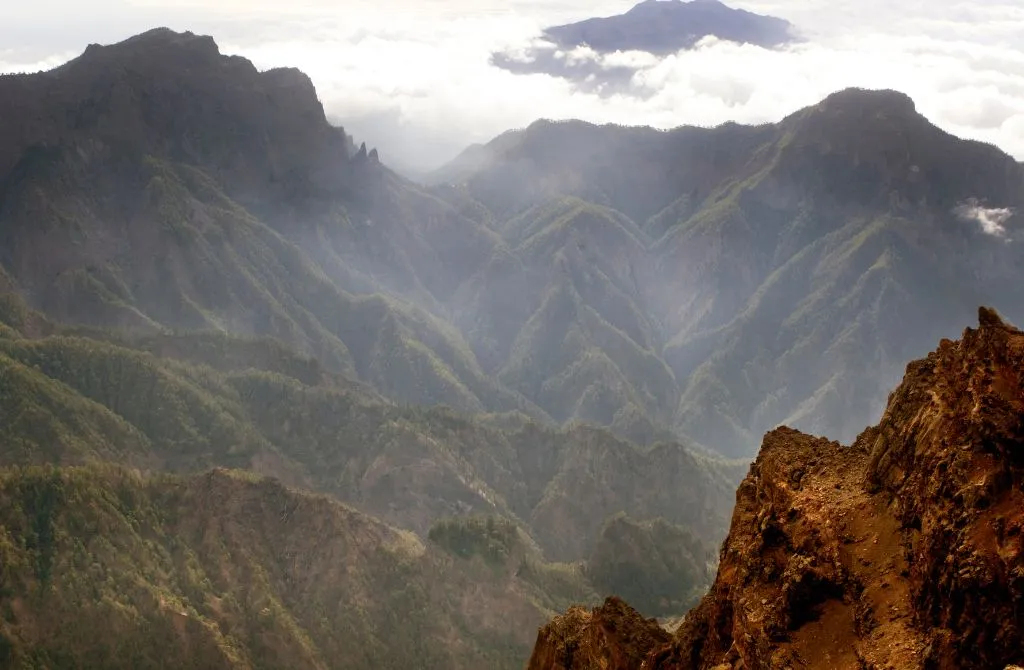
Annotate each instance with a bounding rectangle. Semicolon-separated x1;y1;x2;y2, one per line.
2;0;1023;174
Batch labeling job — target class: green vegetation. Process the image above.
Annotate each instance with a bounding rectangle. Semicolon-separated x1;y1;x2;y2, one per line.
0;465;541;669
0;322;737;579
432;88;1023;457
0;311;737;667
428;515;525;567
0;351;152;467
9;30;1017;668
515;560;600;613
586;514;715;617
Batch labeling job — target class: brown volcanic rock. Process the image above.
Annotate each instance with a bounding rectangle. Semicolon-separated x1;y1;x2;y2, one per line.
664;305;1024;669
862;305;1024;669
663;426;923;669
526;597;672;670
526;307;1024;669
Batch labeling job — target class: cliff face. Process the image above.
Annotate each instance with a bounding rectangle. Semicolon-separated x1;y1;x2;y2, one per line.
860;305;1024;669
528;307;1024;670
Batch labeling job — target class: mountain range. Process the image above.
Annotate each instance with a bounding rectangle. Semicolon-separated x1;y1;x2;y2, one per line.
0;26;1022;668
0;287;744;666
0;28;744;667
428;89;1023;456
5;29;1022;460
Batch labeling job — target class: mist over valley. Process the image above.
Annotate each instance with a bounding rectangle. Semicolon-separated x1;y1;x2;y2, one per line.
0;3;1022;668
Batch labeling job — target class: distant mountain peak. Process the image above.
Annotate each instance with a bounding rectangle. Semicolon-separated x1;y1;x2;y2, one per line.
763;87;1024;211
542;0;795;54
493;0;796;89
785;87;923;141
121;26;214;47
0;28;368;202
79;27;223;66
816;87;918;116
631;0;730;12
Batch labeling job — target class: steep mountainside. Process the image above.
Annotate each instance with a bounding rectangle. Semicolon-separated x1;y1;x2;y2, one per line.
4;30;1023;456
432;91;1024;455
526;308;1024;669
0;465;568;669
0;289;741;665
0;28;538;425
3;26;1023;668
0;300;739;562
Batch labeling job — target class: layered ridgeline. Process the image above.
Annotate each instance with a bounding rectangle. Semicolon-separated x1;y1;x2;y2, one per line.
3;29;1023;457
0;290;739;666
0;28;543;426
0;28;750;666
527;308;1024;670
0;466;543;669
430;91;1024;456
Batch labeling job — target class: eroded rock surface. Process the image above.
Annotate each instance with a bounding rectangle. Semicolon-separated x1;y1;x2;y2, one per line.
526;597;672;670
528;307;1024;669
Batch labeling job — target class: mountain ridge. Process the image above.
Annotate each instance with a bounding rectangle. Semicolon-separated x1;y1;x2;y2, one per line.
0;464;551;669
5;29;1023;458
0;29;552;431
431;86;1023;454
2;27;1024;669
0;307;740;667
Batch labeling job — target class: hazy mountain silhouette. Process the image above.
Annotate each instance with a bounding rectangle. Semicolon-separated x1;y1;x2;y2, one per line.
492;0;797;93
2;26;1023;668
545;0;795;55
431;90;1024;455
0;29;746;667
5;29;1024;459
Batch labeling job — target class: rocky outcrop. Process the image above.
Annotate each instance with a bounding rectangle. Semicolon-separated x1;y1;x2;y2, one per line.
665;425;922;669
528;307;1024;669
526;597;671;670
860;305;1024;669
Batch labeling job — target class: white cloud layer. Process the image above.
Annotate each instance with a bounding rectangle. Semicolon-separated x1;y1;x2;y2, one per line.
955;201;1017;237
1;0;1023;172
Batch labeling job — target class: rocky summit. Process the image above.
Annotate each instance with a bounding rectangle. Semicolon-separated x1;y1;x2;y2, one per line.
526;597;673;670
527;307;1024;670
